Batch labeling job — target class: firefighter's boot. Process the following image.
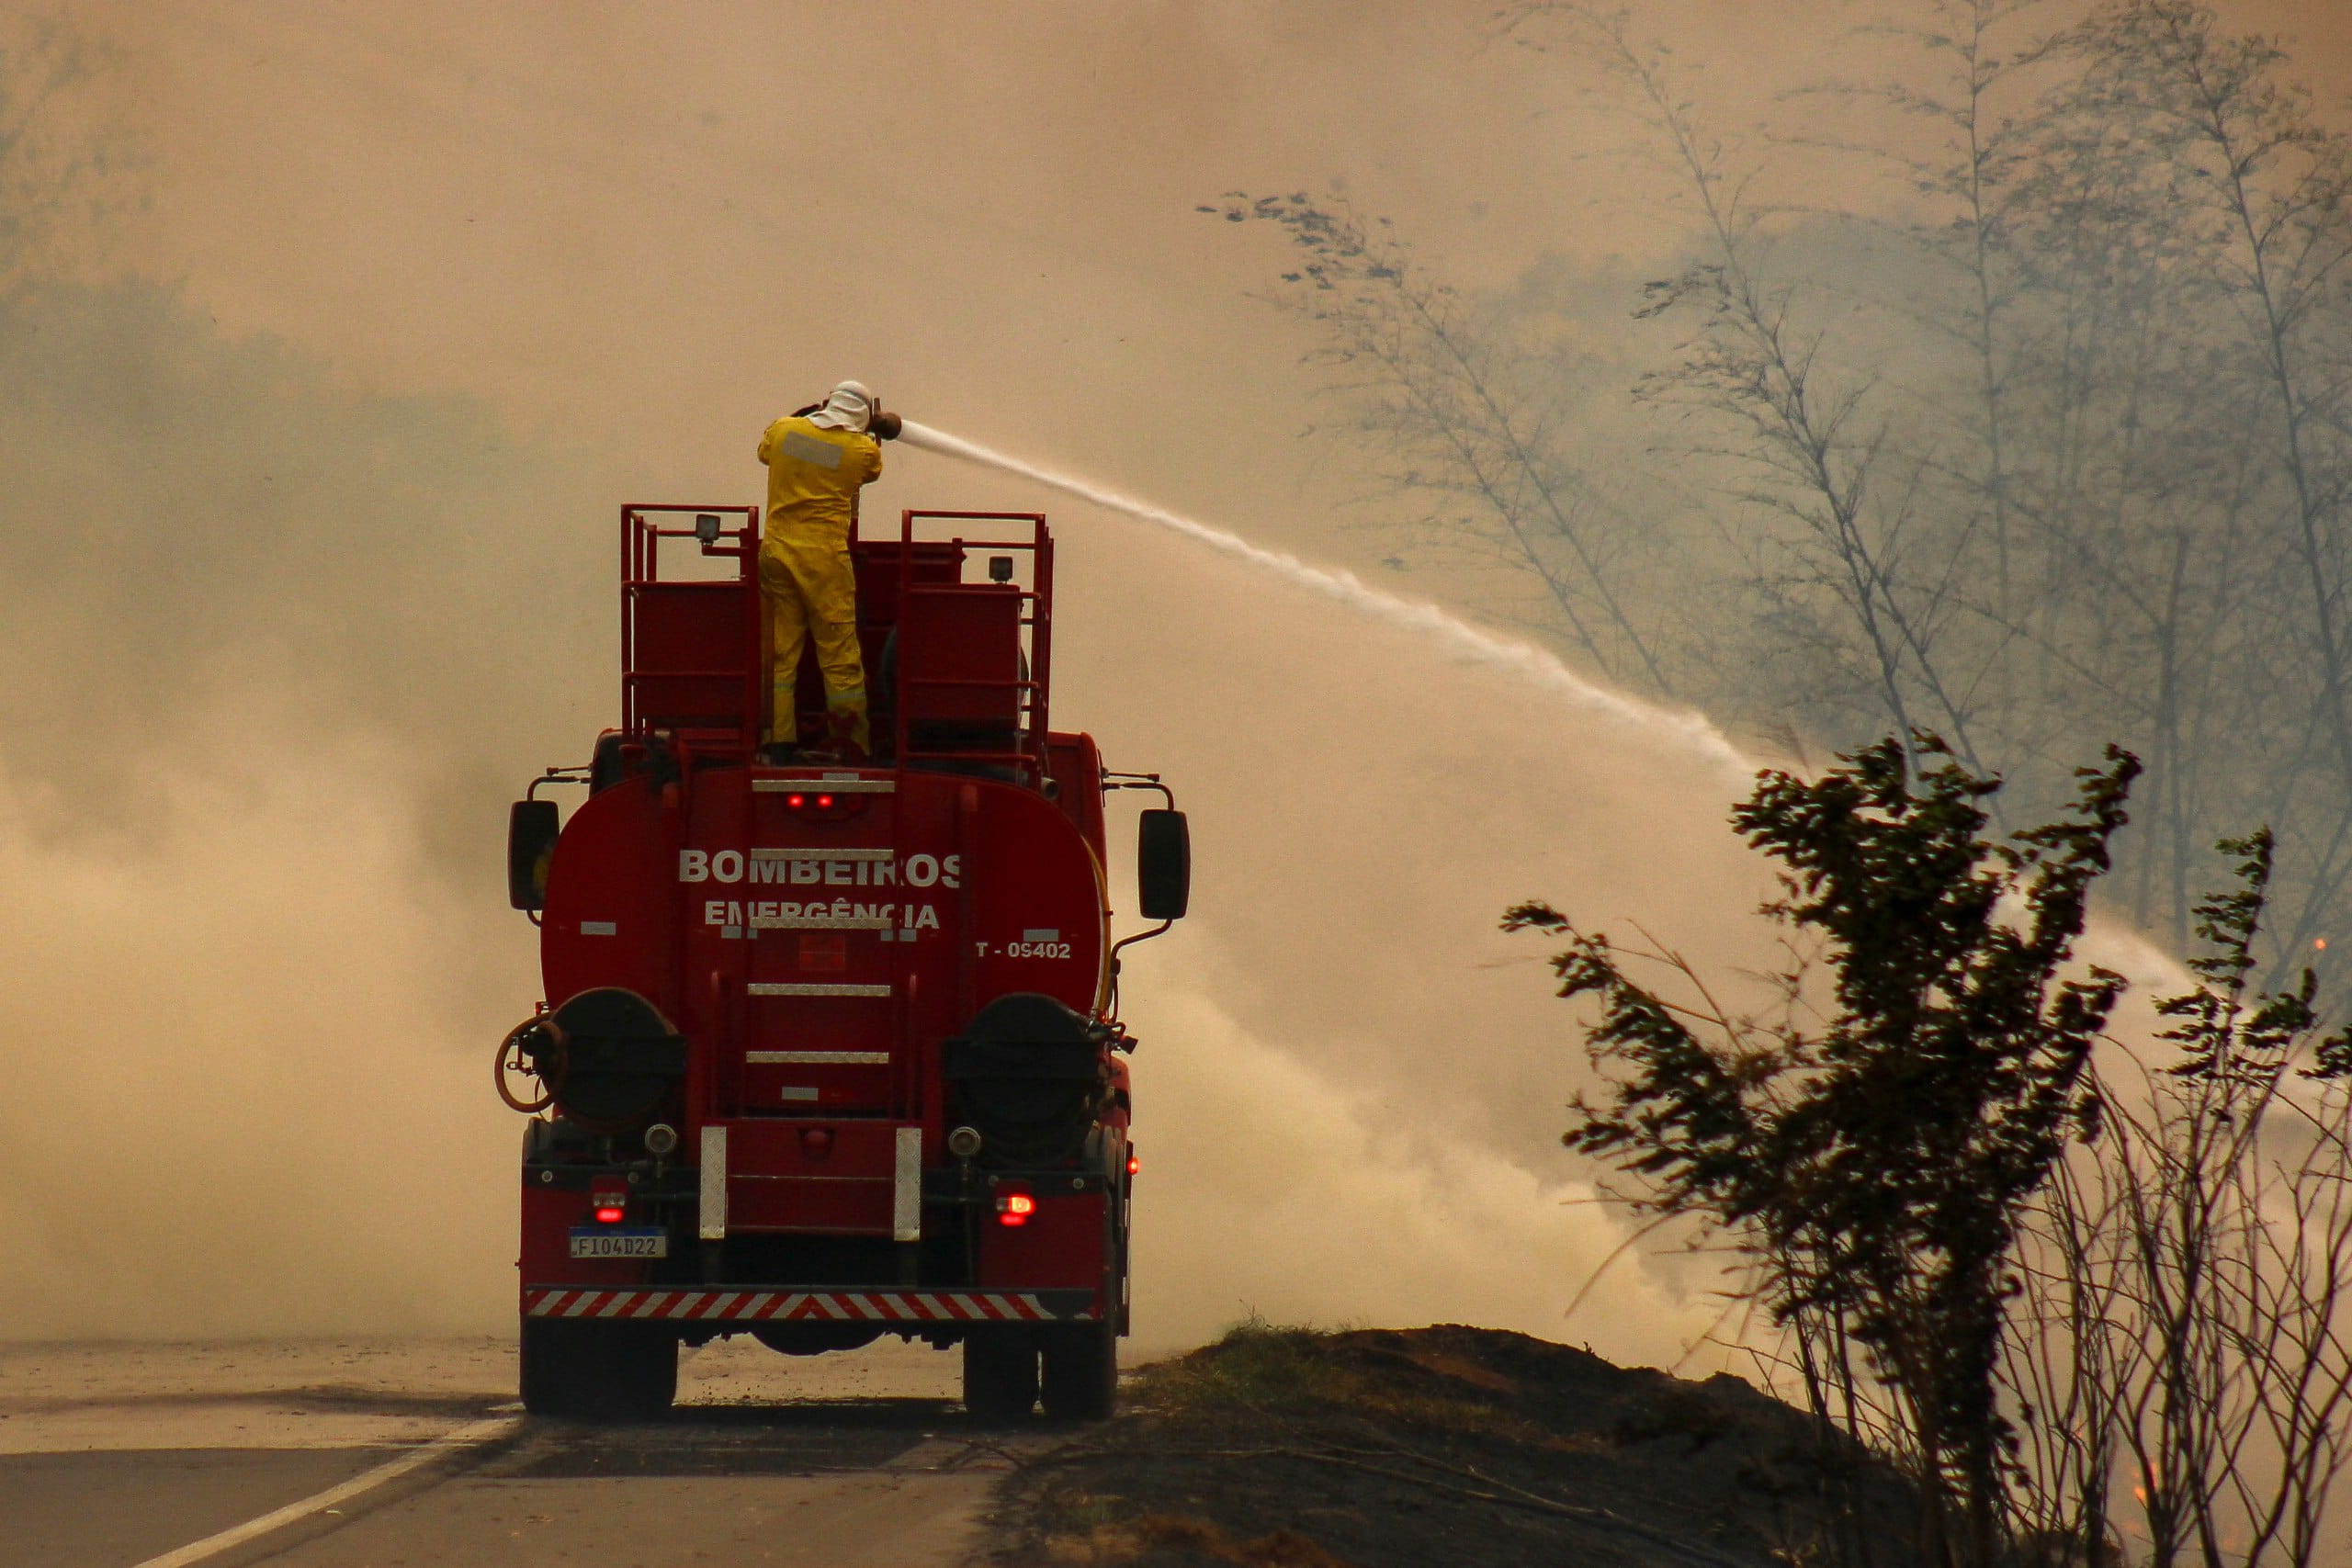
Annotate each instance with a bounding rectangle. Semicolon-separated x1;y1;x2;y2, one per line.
823;701;870;766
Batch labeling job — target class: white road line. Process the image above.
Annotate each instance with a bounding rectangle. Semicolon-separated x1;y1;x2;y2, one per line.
129;1414;523;1568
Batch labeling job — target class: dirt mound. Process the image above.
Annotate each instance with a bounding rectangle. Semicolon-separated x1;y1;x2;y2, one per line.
984;1323;1917;1568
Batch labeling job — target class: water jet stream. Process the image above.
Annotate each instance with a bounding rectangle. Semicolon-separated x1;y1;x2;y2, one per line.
898;420;1751;777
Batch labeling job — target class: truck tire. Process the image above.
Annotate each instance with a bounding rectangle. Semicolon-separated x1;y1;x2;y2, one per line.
962;1327;1039;1423
1039;1322;1117;1422
521;1318;677;1420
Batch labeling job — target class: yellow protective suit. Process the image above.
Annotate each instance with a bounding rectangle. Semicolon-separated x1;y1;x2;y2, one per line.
756;413;884;754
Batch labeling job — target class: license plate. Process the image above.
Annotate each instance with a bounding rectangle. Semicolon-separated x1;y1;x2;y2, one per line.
569;1226;669;1259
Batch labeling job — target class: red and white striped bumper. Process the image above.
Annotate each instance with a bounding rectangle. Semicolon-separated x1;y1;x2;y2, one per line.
523;1286;1097;1323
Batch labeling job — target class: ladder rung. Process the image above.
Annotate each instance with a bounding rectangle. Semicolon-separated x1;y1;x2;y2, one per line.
745;1050;890;1065
748;983;893;998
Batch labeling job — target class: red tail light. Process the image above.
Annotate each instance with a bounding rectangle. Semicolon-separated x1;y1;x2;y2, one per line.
1128;1155;1140;1176
780;790;854;815
590;1179;628;1224
594;1204;627;1224
995;1187;1036;1227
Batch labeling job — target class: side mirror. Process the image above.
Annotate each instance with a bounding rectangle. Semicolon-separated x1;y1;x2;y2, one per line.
1137;808;1190;921
507;799;561;911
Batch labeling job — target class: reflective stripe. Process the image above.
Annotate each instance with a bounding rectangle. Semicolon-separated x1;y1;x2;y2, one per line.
521;1289;1097;1322
779;430;844;468
893;1126;922;1243
699;1126;728;1239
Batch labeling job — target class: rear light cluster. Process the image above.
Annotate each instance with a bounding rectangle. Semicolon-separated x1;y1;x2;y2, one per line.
781;792;837;811
995;1184;1035;1228
590;1179;628;1225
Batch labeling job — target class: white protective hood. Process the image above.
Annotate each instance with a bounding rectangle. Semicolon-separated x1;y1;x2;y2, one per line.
805;380;874;433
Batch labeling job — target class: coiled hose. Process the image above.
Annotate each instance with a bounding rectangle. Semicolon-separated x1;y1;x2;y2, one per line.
493;1012;568;1114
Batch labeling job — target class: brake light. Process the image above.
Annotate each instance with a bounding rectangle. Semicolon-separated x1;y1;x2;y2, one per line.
1128;1155;1140;1176
594;1203;627;1224
779;790;853;815
996;1189;1036;1227
590;1179;628;1224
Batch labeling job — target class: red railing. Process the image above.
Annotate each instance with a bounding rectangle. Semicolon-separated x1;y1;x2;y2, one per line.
619;504;761;750
618;502;1057;781
890;510;1054;786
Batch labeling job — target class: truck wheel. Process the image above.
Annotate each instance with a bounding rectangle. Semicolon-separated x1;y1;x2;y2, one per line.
962;1328;1039;1423
519;1317;582;1416
1039;1322;1117;1422
521;1318;677;1420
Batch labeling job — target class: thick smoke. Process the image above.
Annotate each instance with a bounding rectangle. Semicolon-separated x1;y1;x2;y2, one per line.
0;701;516;1337
0;281;588;1337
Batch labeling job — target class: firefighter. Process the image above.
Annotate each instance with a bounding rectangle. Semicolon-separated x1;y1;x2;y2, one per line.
757;381;886;762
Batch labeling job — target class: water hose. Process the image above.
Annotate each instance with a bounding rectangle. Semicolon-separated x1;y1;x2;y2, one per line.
494;1013;567;1114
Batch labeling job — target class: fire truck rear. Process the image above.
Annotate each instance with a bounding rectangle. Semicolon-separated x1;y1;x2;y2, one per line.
498;505;1188;1421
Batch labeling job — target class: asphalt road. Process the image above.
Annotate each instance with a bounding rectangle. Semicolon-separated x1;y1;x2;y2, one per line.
2;1337;1044;1568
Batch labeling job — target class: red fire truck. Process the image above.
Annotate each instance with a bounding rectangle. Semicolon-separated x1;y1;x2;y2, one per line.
497;504;1188;1422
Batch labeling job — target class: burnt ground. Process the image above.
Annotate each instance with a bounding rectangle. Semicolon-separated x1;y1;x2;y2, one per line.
979;1323;1921;1568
